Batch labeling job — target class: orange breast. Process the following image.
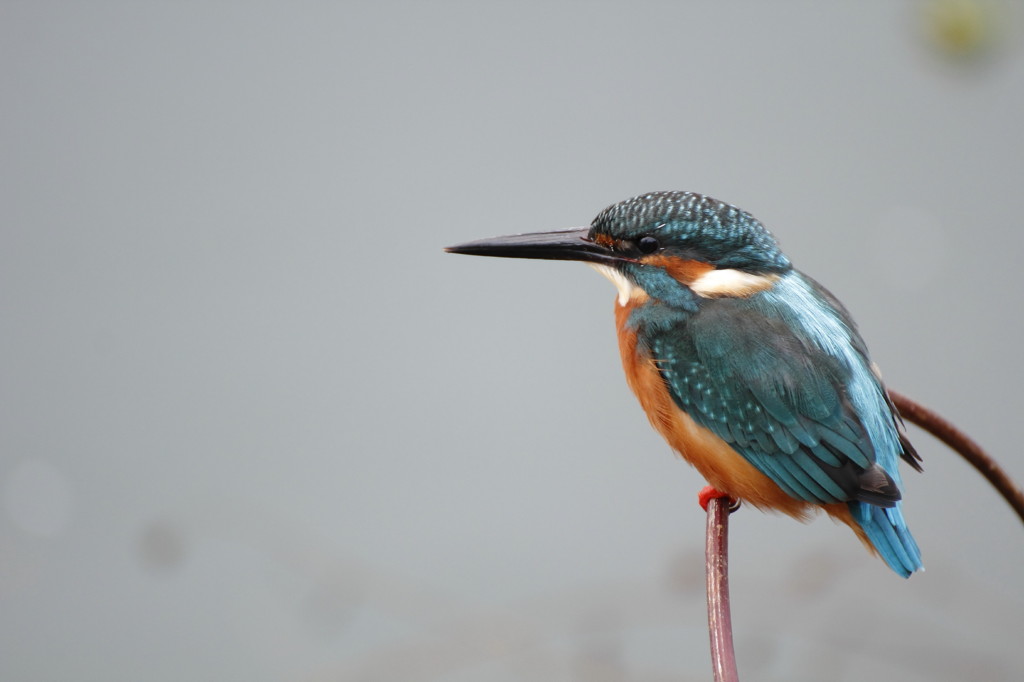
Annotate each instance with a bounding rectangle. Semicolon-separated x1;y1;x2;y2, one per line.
613;299;814;520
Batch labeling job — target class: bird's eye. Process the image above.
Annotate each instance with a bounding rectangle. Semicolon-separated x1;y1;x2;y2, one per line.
637;236;660;254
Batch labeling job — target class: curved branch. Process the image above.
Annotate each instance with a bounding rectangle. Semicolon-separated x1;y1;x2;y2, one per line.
890;390;1024;524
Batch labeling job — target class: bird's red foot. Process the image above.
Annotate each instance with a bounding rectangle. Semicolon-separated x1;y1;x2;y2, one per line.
698;486;739;512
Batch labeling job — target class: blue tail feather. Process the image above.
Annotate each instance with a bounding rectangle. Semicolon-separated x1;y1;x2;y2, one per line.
850;501;922;578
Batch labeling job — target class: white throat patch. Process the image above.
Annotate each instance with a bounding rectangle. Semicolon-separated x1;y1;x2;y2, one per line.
588;264;642;305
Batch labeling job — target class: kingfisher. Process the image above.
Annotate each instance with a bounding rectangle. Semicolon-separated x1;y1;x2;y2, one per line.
446;191;923;577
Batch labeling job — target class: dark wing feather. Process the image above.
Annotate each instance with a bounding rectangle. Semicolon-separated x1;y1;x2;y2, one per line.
647;295;901;507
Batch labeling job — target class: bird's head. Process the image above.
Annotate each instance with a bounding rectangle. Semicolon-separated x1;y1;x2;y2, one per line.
447;191;792;308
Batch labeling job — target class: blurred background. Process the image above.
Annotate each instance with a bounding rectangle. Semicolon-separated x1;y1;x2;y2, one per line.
2;1;1023;680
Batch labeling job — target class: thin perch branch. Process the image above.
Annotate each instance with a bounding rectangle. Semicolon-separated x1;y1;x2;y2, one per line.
890;390;1024;524
705;493;739;682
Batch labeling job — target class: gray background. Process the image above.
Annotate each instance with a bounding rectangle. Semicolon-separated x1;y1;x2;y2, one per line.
2;2;1023;680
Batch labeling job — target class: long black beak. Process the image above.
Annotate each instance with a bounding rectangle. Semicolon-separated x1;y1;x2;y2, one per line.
445;227;628;266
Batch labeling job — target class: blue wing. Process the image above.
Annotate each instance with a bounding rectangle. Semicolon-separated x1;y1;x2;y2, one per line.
640;271;922;575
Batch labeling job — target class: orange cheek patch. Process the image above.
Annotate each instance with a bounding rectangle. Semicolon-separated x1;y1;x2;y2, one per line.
642;255;714;285
592;233;617;248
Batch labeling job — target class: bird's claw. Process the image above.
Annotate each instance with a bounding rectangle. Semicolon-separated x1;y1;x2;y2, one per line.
698;485;740;513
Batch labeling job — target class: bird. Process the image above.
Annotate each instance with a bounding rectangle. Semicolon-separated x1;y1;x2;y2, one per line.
446;191;922;577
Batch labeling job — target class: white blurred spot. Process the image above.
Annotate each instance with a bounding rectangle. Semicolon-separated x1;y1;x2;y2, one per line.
871;206;950;291
3;459;72;537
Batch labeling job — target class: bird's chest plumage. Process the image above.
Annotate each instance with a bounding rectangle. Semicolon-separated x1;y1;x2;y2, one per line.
613;298;812;517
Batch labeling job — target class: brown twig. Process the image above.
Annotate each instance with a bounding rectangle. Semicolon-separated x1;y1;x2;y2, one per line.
705;494;739;682
890;390;1024;524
